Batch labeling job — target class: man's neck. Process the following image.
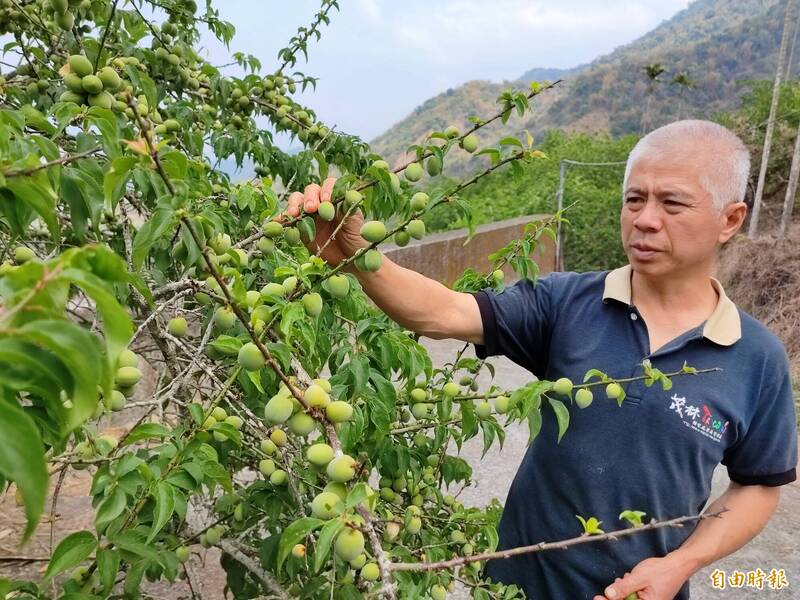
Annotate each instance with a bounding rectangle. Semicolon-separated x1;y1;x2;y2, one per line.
630;263;719;317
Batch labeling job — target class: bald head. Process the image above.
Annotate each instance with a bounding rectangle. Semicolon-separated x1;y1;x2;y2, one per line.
623;120;750;214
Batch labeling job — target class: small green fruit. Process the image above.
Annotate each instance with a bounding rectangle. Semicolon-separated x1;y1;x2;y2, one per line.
606;382;623;400
334;527;365;562
444;125;460;138
238;342;264;371
475;400;492;419
324;481;347;500
460;133;478;153
64;72;84;93
13;246;35;263
394;230;411;246
407;516;422;534
371;159;389;171
360;220;386;243
406;219;426;240
167;316;188;337
311;491;341;519
270;428;288;446
426;156;442;176
410;388;427;403
284;227;301;246
327;274;350;298
344;189;363;207
211;407;227;420
264;395;293;424
326;400;353;423
257;237;275;254
81;74;103;94
404;162;423;182
118;349;138;368
431;584;447;600
575;388;593;409
495;395;510;414
115;366;142;387
317;201;335;221
270;469;287;485
206;526;224;545
326;454;356;482
260;439;277;455
224;415;243;430
263;220;283;238
302;292;323;316
361;562;380;581
362;249;382;272
443;382;459;397
214;306;236;329
288;412;315;436
175;546;190;563
260;282;285;302
410;192;428;211
98;66;121;91
88;91;113;109
304;384;330;408
307;443;334;467
259;458;276;476
553;377;573;396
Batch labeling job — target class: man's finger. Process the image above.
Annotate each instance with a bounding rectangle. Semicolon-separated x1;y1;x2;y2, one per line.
285;191;304;217
603;575;641;599
320;176;336;202
304;183;321;213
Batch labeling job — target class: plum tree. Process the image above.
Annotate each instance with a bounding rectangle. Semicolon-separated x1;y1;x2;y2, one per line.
0;3;703;599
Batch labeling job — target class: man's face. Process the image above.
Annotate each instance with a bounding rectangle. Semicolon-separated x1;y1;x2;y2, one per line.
620;151;742;277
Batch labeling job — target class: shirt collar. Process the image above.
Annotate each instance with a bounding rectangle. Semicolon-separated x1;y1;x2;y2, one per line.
602;264;741;346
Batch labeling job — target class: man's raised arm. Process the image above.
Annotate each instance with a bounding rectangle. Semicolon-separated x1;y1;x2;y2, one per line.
279;177;484;345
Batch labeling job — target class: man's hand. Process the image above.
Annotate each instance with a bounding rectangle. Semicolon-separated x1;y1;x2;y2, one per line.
593;554;692;600
275;176;367;267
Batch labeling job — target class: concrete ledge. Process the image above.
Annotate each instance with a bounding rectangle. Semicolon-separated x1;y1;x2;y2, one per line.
381;214;556;286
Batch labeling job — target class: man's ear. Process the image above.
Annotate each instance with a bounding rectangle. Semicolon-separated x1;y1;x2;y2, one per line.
718;201;747;245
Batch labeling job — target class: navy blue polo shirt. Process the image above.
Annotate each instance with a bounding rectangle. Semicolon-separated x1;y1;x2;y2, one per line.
471;264;798;600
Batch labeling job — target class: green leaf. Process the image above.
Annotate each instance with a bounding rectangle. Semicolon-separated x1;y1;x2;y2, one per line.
147;481;175;543
59;267;133;398
277;517;323;571
546;396;569;443
5;173;59;238
44;530;97;579
96;548;120;594
87;107;120;159
314;519;344;572
0;401;48;541
103;156;137;213
131;206;176;269
619;510;646;528
96;486;127;533
123;423;170;445
19;319;102;431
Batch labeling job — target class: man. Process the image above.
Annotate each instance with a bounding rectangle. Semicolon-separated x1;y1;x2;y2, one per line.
280;119;798;599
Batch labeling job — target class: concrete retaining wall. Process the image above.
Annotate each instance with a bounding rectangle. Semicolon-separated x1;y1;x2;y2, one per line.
381;214;556;286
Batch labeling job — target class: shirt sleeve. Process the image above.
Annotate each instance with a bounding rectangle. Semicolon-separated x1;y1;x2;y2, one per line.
469;273;558;379
721;347;798;486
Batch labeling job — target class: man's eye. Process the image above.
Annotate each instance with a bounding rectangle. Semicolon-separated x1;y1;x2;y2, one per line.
625;197;643;203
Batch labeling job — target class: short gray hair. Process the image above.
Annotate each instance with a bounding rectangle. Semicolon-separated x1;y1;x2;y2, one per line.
623;119;750;214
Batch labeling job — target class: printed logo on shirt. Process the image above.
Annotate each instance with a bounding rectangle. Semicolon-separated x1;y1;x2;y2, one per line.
668;393;729;443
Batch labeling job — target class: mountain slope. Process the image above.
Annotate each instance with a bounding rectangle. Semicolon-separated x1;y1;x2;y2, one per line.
370;0;786;177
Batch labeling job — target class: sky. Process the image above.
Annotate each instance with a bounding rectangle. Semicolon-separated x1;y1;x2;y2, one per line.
196;0;691;148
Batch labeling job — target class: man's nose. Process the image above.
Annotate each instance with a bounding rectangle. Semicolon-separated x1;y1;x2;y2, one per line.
633;198;663;231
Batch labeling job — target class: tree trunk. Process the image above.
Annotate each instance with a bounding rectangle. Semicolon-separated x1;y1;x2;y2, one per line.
749;0;795;238
779;117;800;238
